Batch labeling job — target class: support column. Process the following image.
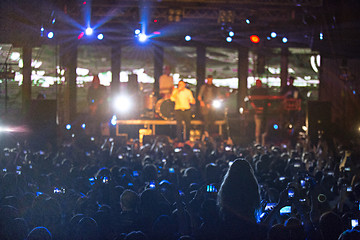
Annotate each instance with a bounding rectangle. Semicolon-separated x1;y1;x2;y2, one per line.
196;45;206;98
238;47;249;111
153;45;164;98
60;43;77;123
111;45;121;95
196;45;206;115
280;47;289;89
22;45;32;116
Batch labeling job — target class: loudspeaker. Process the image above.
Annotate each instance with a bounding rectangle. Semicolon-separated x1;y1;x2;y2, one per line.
307;101;331;145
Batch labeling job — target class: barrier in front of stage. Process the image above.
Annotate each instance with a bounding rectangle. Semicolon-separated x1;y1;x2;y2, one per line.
116;119;226;139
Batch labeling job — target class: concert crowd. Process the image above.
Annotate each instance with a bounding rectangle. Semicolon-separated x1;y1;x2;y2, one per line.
0;133;360;240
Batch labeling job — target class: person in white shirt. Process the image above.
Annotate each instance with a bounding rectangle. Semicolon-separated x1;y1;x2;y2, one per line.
170;80;195;142
159;65;174;99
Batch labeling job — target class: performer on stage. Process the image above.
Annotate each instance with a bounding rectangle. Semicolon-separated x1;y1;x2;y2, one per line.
87;75;108;137
159;65;174;99
198;75;220;136
170;80;196;142
249;79;269;146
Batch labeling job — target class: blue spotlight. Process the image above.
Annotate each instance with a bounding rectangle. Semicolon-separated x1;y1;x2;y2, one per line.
111;115;117;126
273;124;279;130
271;32;277;38
319;32;323;40
85;27;93;36
245;19;251;24
134;29;141;35
138;33;148;42
47;31;54;39
97;33;104;40
226;37;232;42
185;35;191;41
81;123;86;129
282;37;288;43
229;31;234;37
66;124;71;130
267;36;271;40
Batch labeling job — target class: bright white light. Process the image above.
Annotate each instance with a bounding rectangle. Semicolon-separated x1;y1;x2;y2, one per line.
66;124;71;130
97;34;104;40
76;68;90;76
113;95;132;113
212;99;222;108
271;32;277;38
81;123;86;129
302;126;308;131
226;37;232;42
47;31;54;39
138;33;148;42
111;115;117;126
316;55;321;67
185;35;191;41
10;52;21;61
282;37;288;43
245;19;250;24
32;60;42;69
229;31;234;37
85;27;93;36
319;32;323;40
239;107;244;114
310;55;318;73
134;29;141;35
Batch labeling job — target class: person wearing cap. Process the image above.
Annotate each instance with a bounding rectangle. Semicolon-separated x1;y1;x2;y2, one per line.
198;75;220;137
170;80;195;142
159;65;174;99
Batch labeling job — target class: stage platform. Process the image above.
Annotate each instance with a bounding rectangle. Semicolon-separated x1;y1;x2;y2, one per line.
116;119;226;137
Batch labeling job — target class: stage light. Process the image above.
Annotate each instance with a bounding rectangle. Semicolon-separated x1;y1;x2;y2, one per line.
212;99;222;109
229;31;234;37
138;33;148;42
81;123;86;129
250;35;260;43
267;36;271;40
302;126;308;131
273;124;279;130
226;37;232;42
185;35;191;41
319;32;323;40
282;37;288;43
78;32;84;40
134;29;141;35
353;90;356;95
113;95;132;113
271;32;277;38
111;115;117;126
289;124;293;129
47;31;54;39
85;27;93;36
239;107;244;114
66;124;71;130
97;33;104;40
245;19;251;24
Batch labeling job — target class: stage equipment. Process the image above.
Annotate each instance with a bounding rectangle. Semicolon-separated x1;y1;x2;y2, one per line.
155;99;175;120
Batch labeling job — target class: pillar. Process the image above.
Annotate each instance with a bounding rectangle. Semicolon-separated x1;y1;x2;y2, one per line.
60;43;77;123
22;45;32;115
280;47;289;89
237;47;249;111
111;44;121;95
153;45;164;98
